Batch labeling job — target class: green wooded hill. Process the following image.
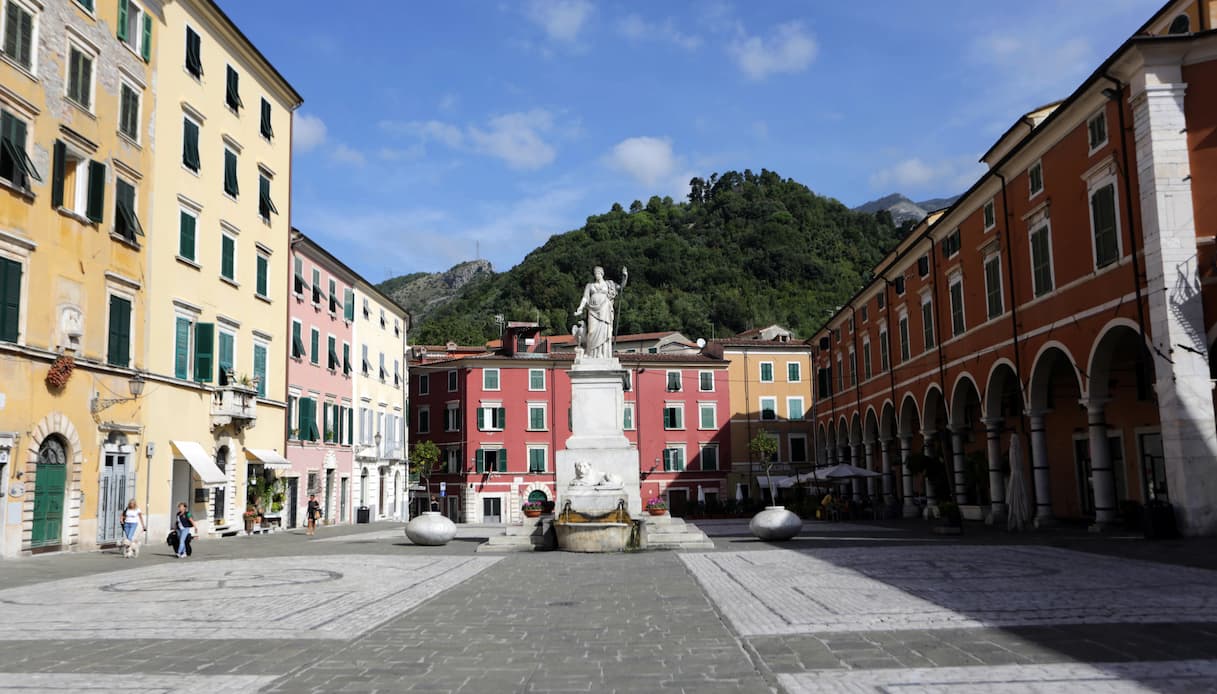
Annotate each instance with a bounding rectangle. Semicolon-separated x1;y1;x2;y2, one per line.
408;169;902;345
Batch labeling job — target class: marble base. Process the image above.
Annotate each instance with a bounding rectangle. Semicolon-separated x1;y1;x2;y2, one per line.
554;522;630;552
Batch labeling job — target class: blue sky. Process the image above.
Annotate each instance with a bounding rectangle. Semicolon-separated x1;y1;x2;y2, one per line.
218;0;1160;282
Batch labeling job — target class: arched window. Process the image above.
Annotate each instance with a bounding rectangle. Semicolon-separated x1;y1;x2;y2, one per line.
39;437;68;466
527;489;548;502
1168;14;1190;34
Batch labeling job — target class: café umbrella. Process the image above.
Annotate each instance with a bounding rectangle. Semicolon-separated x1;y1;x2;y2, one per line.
1006;434;1033;531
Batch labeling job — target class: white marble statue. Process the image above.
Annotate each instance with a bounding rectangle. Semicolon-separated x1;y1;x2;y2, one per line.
573;265;627;360
571;460;623;488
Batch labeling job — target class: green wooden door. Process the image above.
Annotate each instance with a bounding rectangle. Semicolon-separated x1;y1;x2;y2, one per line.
32;461;67;548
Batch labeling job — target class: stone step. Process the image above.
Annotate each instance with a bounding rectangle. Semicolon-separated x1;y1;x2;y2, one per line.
644;519;714;551
477;535;545;552
647;539;716;551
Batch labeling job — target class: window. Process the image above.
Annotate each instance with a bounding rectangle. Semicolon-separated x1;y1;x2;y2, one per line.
182;117;200;172
475;448;505;473
698;370;714;391
327;278;338;313
478;406;505;431
483;368;500;391
949;276;965;337
118;82;140;142
416;406;430;435
898;314;910;362
877;292;886;309
623;402;635;430
699;445;718;471
1088;111;1108;152
290;320;304;359
788;397;805;420
836;354;843;391
699;403;716;430
220;234;235;281
529;368;545;391
117;0;151;61
921;297;934;350
528;403;546;431
447;369;458;392
917;255;929;277
444;447;460;473
311;268;321;304
759;362;774;382
663;404;684;430
192;322;214;382
666;371;682;391
343;287;354;322
184;26;202;77
894;276;905;295
444;403;459;432
848;350;857;386
1030;224;1054;297
379;352;386;381
362;297;370;319
258;173;278;220
49;140;100;218
790;435;808;464
66;42;94;109
309;327;319;365
342;342;351;375
114;178;144;242
298;397;319;441
862;337;872;379
662;446;685;472
177;209;197;261
3;0;35;71
327;335;338;371
255;253;269;298
286;395;298;437
225;65;242;111
941;229;961;258
260;98;273;139
817;367;830;398
1091;182;1120;269
217;329;234;384
759;397;776;421
1028;161;1044;197
784;361;800;383
223;148;238;197
879;328;890;372
253;342;267;397
983;200;996;230
528;447;546;473
361;344;369;374
984;254;1003;319
622;370;632;391
417;373;429;395
861;305;869;322
0;256;22;343
106;294;132;367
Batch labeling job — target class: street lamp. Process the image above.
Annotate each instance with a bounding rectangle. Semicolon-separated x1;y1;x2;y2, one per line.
374;431;382;458
90;373;146;414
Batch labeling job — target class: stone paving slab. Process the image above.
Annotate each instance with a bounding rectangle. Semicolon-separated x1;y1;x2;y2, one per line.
0;673;278;692
681;545;1217;635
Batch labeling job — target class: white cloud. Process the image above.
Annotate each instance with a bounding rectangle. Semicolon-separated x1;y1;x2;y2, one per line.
381;110;559;171
438;92;459;111
330;144;366;167
293;113;327;153
524;0;594;43
606;136;676;187
868;157;987;194
617;14;701;50
728;21;817;81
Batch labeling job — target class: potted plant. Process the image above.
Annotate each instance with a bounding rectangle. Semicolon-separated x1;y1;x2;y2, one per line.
243;505;259;533
645;497;668;516
748;430;803;541
522;500;544;518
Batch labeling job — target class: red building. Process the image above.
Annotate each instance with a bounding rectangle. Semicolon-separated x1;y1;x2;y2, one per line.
409;324;731;523
811;0;1217;534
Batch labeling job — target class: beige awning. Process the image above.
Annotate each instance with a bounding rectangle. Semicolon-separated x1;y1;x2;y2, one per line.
244;448;291;470
170;440;227;487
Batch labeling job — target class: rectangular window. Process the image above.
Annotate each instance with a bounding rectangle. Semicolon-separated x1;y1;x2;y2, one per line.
1030;225;1054;297
444;404;459;432
662;447;685;472
1091;183;1120;269
699;403;716;430
184;26;202;77
106;294;131;367
361;344;369;374
921;298;934;350
698;371;714;391
877;292;886;309
984;255;1003;319
787;362;801;382
342;343;351;375
1028;161;1044;197
862;338;872;380
529;368;545;391
253;343;267;398
67;43;93;109
983;199;996;230
220;234;235;281
663;405;684;430
787;397;804;420
327;335;338;370
941;229;961;258
759;397;776;421
894;276;905;295
759;362;774;382
309;327;319;365
483;368;500;390
116;0;150;60
817;367;830;398
790;436;808;464
860;305;869;322
225;64;242;111
260;98;273;139
290;320;304;359
836;355;843;391
418;374;429;395
898;315;910;362
1088;112;1108;151
223;148;238;197
217;329;234;383
475;448;505;473
327;278;338;313
478;406;506;431
879;329;890;372
528;448;546;473
623;403;635;430
699;445;718;471
51;140;102;216
666;371;682;391
528;404;546;431
311;268;321;304
193;322;213;382
343;287;354;322
949;277;965;337
172;316;192;379
379;352;386;381
917;255;929;277
118;82;140;142
0;110;39;191
178;209;196;261
848;350;857;386
3;0;35;70
255;253;269;298
259;173;278;220
114;178;143;241
416;406;430;435
447;370;458;392
182;117;200;172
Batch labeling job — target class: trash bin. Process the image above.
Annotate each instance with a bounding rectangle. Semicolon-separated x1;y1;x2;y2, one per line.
1143;500;1178;539
356;506;371;524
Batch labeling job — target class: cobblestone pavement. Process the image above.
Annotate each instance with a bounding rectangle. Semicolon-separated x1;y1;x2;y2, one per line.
1;521;1216;692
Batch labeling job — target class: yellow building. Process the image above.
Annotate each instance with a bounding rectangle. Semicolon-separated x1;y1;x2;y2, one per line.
139;0;301;538
1;0;156;556
705;326;816;501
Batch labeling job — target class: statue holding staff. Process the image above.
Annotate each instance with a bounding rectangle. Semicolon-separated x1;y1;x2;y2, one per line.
573;265;628;360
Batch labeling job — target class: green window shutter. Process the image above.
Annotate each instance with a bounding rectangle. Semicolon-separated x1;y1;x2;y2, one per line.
499;448;507;472
51;141;65;208
347;408;353;442
310;329;319;364
663;408;672;429
224;149;238;196
342;343;351;375
221;235;234;279
218;331;234;377
291;322;304;358
185;28;202;77
182;119;200;171
662;449;672;471
194;322;214;382
259;175;278;218
174;317;190;379
141;13;152;61
327;336;337;370
0;257;21;343
1093;185;1118;267
253;344;267;397
475;449;485;473
260;98;273;138
496;407;506;429
116;0;128;42
86;160;105;222
179;211;196;260
476;407;486;431
225;65;242;110
343;288;354;321
256;255;268;296
106;295;131;366
323;403;331;441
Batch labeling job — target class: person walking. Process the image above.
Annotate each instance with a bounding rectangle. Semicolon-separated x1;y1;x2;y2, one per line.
174;502;196;558
306;494;321;535
120;499;146;558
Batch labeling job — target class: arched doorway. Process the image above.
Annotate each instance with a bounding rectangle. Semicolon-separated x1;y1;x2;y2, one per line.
949;375;983;506
32;436;69;549
1028;345;1084;521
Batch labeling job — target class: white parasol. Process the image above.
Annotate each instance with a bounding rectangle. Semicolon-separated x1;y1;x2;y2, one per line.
1006;434;1033;531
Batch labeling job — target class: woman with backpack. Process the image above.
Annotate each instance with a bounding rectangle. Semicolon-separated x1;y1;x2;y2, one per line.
174;502;196;558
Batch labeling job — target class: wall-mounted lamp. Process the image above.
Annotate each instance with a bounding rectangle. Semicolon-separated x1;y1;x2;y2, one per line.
1101;87;1119;101
90;373;146;414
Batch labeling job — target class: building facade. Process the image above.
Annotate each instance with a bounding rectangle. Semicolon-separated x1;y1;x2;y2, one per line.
810;0;1217;534
0;0;157;556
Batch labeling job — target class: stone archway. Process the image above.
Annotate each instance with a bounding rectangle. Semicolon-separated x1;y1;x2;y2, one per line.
1027;344;1085;522
24;412;85;552
898;394;921;516
949;374;983;506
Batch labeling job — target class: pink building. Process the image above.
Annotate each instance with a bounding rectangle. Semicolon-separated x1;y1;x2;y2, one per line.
409;324;731;523
285;231;358;527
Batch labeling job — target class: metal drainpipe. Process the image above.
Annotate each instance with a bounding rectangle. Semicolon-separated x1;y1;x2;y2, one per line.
928;236;951;488
1103;75;1150;360
743;350;753;495
995;172;1028;437
884;279;898;417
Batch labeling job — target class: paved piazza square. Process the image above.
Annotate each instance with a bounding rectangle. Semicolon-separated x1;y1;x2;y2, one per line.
0;554;501;641
681;545;1217;635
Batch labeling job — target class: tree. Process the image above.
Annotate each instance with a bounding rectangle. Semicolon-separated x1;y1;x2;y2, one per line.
749;431;780;501
409;440;441;495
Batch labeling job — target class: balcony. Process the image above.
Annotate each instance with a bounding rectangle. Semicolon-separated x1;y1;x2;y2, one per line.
211;382;258;432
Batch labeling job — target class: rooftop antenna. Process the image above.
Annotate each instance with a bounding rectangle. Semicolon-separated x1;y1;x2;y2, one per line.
476;240;480;260
494;314;505;337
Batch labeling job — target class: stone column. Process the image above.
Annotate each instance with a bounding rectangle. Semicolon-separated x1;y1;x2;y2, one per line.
982;418;1007;524
879;438;893;503
1028;410;1054;526
863;440;877;498
1130;72;1217;534
950;429;968;506
900;434;916;517
921;430;938;512
1081;398;1117;528
850;443;863;500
